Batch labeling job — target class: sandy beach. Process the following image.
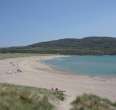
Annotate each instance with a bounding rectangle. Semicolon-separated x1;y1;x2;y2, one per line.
0;55;116;110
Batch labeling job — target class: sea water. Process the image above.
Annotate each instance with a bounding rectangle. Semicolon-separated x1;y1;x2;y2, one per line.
44;55;116;76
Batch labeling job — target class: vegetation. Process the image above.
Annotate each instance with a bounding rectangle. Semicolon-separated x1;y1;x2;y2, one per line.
0;37;116;55
70;94;116;110
0;53;38;60
0;53;51;60
51;88;65;101
0;83;65;110
0;84;116;110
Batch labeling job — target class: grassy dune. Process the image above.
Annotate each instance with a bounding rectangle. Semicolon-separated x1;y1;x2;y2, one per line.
70;94;116;110
0;53;38;60
1;83;115;110
0;83;65;110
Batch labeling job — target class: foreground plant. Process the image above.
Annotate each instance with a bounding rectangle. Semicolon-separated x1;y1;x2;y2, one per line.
70;94;116;110
0;83;65;110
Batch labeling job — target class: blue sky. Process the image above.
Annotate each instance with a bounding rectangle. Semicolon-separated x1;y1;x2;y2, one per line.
0;0;116;47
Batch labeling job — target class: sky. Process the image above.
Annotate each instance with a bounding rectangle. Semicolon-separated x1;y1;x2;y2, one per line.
0;0;116;47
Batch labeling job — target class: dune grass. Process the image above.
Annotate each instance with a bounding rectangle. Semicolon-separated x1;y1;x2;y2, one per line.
0;53;38;60
0;83;65;110
0;53;55;60
70;94;116;110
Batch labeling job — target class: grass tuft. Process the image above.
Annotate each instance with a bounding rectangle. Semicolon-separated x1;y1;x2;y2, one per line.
70;94;116;110
0;83;65;110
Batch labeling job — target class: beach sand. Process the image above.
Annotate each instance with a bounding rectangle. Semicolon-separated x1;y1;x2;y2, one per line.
0;55;116;110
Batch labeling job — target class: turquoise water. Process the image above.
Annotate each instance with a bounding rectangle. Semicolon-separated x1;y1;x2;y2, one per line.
44;56;116;76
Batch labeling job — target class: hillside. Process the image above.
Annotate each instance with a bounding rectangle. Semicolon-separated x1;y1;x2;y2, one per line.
1;37;116;55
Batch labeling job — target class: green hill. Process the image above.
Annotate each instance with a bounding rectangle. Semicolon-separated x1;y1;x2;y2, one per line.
1;37;116;55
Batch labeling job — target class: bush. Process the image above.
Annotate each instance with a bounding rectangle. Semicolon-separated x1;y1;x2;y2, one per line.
0;83;64;110
70;94;116;110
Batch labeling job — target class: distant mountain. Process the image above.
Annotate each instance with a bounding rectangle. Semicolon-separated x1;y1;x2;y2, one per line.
1;37;116;55
28;37;116;48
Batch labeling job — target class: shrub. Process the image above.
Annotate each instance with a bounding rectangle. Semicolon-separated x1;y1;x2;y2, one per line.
0;83;64;110
70;94;116;110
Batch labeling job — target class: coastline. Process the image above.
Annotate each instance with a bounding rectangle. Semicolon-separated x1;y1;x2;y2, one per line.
0;55;116;109
41;55;116;79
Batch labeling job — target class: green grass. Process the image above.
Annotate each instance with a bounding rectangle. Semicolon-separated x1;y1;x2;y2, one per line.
0;53;53;60
0;53;39;60
70;94;116;110
0;83;65;110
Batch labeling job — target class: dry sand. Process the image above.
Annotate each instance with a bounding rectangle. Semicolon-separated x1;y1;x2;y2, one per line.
0;55;116;110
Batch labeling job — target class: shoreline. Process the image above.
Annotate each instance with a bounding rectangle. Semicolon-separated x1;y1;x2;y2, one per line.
0;55;116;109
41;55;116;79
